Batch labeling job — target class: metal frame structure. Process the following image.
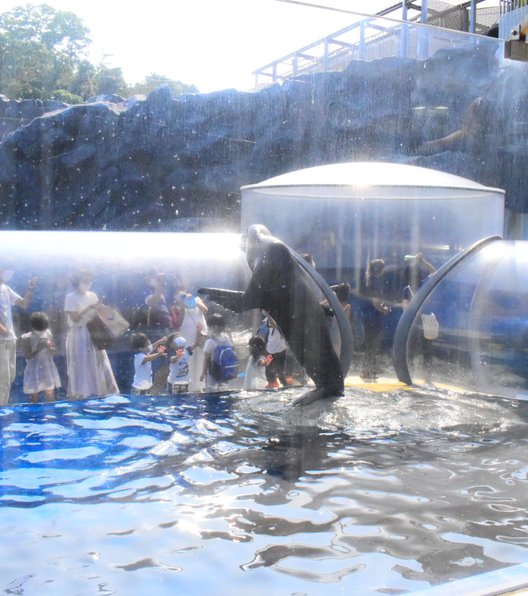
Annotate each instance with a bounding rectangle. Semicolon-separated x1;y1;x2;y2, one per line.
500;0;528;13
499;0;528;40
253;1;500;86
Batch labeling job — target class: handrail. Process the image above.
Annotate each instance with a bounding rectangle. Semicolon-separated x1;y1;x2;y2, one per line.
253;17;401;84
501;1;528;15
253;1;498;86
254;19;371;74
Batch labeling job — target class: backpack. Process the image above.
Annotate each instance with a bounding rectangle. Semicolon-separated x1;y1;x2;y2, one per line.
211;342;239;382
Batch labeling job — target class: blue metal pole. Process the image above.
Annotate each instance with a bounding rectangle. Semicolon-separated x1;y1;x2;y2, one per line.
418;0;429;58
470;0;476;33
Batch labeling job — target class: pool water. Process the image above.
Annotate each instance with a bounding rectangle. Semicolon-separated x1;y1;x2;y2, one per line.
2;387;528;594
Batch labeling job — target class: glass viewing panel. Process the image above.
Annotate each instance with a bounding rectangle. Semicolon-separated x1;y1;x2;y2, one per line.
0;231;251;404
0;230;347;405
1;5;524;401
241;163;504;286
405;240;528;398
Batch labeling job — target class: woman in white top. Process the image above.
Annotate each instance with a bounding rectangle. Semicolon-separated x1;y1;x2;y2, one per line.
64;270;119;399
176;293;208;347
175;292;208;391
0;266;35;405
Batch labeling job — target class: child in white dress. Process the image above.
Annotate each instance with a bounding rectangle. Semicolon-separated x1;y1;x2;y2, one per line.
21;311;61;403
243;336;272;391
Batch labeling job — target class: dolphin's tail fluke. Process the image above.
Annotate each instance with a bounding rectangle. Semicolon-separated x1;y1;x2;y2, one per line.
291;387;342;407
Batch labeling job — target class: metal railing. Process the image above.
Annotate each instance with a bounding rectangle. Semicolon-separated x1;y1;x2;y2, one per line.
500;1;528;14
253;19;397;86
499;1;528;38
253;2;500;86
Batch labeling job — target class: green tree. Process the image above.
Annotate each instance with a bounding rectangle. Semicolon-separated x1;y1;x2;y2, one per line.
70;59;97;100
51;89;83;104
129;73;198;97
0;4;90;99
0;4;199;101
0;4;90;54
94;64;128;96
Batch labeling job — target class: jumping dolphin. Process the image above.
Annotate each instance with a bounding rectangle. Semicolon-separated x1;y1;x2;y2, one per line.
198;225;353;406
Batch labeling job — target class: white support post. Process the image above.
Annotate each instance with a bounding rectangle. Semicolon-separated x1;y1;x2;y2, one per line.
359;21;366;60
401;0;409;58
418;0;429;59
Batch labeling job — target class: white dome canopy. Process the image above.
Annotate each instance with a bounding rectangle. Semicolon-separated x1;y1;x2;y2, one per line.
241;160;505;274
242;162;504;194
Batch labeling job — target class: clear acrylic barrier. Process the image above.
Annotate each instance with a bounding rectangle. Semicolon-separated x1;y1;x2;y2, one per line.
0;231;250;403
241;162;504;285
403;240;528;398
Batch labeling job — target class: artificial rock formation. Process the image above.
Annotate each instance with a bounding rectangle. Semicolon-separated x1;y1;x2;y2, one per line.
0;46;527;231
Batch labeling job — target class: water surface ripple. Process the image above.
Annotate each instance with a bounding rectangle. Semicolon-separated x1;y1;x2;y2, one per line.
1;387;528;594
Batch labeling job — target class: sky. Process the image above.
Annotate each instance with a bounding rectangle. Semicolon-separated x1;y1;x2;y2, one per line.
0;0;396;92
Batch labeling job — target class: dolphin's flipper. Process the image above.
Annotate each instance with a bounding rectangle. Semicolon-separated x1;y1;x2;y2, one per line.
197;288;245;313
291;387;341;407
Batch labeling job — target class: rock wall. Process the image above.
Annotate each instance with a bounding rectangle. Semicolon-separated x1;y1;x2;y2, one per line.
0;47;527;231
0;95;66;140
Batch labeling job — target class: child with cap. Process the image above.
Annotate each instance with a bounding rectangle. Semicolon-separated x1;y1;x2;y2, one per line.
167;334;191;394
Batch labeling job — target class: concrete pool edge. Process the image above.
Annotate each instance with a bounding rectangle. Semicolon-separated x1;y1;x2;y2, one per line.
410;563;528;595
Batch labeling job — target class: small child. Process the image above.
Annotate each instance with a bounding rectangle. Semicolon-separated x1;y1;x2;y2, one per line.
264;316;289;389
21;311;61;403
131;332;167;395
167;334;191;394
243;336;272;391
200;313;238;392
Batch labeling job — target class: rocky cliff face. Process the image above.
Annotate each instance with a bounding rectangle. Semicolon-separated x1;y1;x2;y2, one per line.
0;95;67;140
0;47;527;231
